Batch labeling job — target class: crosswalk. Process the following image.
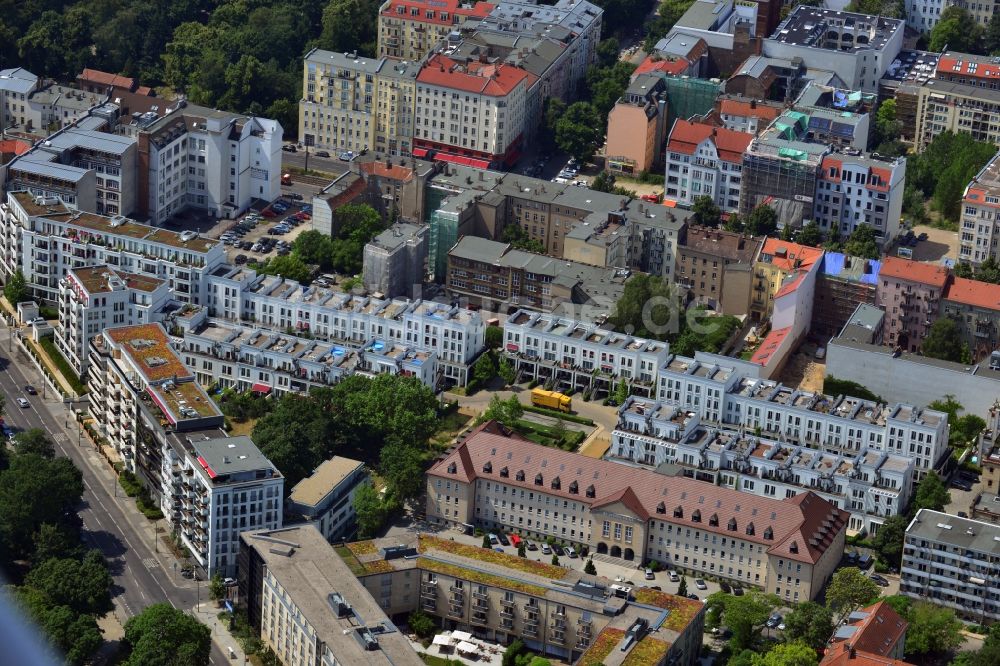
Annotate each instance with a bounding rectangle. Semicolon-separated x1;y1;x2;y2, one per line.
142;557;158;570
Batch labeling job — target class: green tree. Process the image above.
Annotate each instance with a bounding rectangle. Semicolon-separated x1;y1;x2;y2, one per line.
724;213;744;233
353;483;386;539
498;355;516;385
825;567;879;614
555;102;602;164
871;514;908;568
261;254;313;283
551;554;560;566
728;649;757;666
745;205;778;237
16;587;102;666
483;533;492;549
874;98;903;149
677;576;688;597
584;559;597;575
692;195;722;228
953;414;987;446
13;428;55;458
977;256;1000;284
881;595;912;618
750;641;818;666
796;222;823;247
0;454;84;563
502;223;546;254
781;601;833;650
904;601;963;657
705;589;780;652
293;230;335;268
209;575;226;601
609;273;681;340
319;0;381;56
954;261;974;279
472;353;497;386
928;395;962;427
929;7;983;53
913;472;951;513
23;550;113;616
612;379;629;406
502;639;528;666
481;395;524;427
4;269;27;305
407;609;437;639
379;438;426;500
123;603;211;666
32;523;84;564
596;37;620;67
921;318;965;362
518;543;526;557
485;326;504;349
843;224;880;260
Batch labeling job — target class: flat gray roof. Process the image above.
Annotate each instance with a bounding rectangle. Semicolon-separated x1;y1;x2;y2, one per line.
10;158;89;182
191;435;279;477
908;509;1000;554
449;235;508;264
48;128;136;155
369;223;424;251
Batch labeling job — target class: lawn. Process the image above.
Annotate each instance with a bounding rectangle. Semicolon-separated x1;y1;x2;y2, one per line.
513;419;585;451
420;655;465;666
632;588;704;631
430;410;473;452
38;336;87;395
622;637;671;666
416;558;548;597
419;535;567;579
334;545;367;576
578;628;626;666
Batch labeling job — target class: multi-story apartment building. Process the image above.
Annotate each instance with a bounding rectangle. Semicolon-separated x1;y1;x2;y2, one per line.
76;68;162;118
56;265;172;375
751;238;823;321
362;222;427;298
0;190;225;305
875;256;948;352
811;252;880;339
300;49;420;157
664;119;753;212
427;421;848;603
713;97;783;136
959;150;1000;265
124;101;282;224
8;110;138;216
0;68;42;131
203;265;484;386
610;396;914;535
502;309;671;398
605;74;669;176
24;83;104;135
173;313;440;392
286;457;369;543
240;526;424;666
413;53;533;167
941;276;1000;361
87;323;283;577
813;151;905;243
652;352;950;483
377;0;495;61
762;7;904;93
675;226;763;314
446;236;628;315
915;52;1000;150
900;509;1000;622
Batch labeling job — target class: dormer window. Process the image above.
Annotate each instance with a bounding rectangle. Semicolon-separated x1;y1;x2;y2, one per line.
673;506;683;518
789;541;798;553
728;518;737;531
709;513;719;527
516;470;525;482
764;526;774;540
569;481;579;494
692;510;701;523
483;462;492;473
447;462;457;474
586;485;595;498
656;502;666;515
500;466;509;478
746;522;755;536
551;476;561;490
534;473;543;486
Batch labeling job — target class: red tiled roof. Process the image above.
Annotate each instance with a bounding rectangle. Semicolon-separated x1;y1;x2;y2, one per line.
135;85;154;96
761;238;824;272
418;54;534;96
666;119;753;163
430;422;848;563
0;140;30;156
840;601;909;657
634;56;692;76
359;161;414;182
937;54;1000;81
751;326;791;366
878;256;949;287
944;276;1000;311
79;68;135;90
820;644;914;666
717;98;783;122
381;0;495;26
775;270;807;299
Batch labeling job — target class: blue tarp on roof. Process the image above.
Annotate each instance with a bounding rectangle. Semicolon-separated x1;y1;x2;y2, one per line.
859;259;880;284
822;252;881;283
822;252;846;276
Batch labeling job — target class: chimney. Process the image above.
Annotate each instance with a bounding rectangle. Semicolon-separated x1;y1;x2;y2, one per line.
750;99;757;109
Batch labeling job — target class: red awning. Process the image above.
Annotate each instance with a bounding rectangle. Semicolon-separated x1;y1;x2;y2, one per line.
251;383;272;394
146;387;175;425
411;147;429;158
434;153;490;169
197;456;217;479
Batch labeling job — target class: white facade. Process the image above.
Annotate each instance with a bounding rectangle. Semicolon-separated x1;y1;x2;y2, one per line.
56;265;172;374
130;104;282;224
611;397;914;535
653;354;950;483
664;125;750;212
286;458;369;543
0;190;226;304
900;509;1000;622
959;151;1000;265
904;0;949;32
813;152;906;243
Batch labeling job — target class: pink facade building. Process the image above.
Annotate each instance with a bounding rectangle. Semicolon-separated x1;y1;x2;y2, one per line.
875;256;948;352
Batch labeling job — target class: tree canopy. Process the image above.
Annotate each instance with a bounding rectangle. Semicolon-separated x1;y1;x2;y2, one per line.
554;102;602;164
825;567;880;614
745;205;778;237
913;472;951;513
705;589;780;652
905;132;996;225
921;318;969;363
692;196;722;228
750;642;818;666
904;601;964;658
23;550;113;617
930;7;982;53
843;225;880;260
781;601;833;650
290;205;385;277
4;269;27;305
123;603;211;666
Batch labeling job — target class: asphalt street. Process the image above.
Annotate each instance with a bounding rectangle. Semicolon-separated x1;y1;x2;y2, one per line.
0;324;227;664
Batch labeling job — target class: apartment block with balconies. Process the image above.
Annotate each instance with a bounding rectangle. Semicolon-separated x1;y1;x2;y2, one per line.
875;256;948;353
900;509;1000;622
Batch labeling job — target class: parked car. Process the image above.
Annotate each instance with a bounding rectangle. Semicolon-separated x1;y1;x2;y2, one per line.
694;579;707;590
870;574;890;587
918;232;928;241
686;594;700;601
565;546;577;558
224;577;237;587
644;568;655;580
526;541;538;551
552;545;565;556
488;534;499;546
251;243;263;252
338;151;354;161
951;478;973;491
766;613;782;629
640;193;662;203
731;586;744;596
281;145;297;153
857;553;873;569
234;254;248;264
541;544;552;555
719;581;732;593
669;571;679;582
497;533;510;546
286;192;304;201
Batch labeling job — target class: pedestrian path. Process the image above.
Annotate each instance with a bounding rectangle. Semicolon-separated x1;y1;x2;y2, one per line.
193;601;248;664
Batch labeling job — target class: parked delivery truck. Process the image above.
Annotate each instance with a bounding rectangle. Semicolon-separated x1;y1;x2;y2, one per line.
531;388;572;413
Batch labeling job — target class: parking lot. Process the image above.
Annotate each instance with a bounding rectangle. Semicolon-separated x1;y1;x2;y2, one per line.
215;199;314;265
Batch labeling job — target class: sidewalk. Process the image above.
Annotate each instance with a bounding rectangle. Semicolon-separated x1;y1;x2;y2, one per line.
193;602;248;664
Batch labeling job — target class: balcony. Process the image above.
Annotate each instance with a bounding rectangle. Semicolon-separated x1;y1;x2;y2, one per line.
422;598;437;612
471;611;489;626
421;581;438;594
551;631;566;644
523;602;539;612
500;606;515;619
522;624;539;638
473;589;489;601
501;617;514;630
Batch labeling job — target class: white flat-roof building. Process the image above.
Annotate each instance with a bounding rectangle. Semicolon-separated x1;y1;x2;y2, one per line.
286;457;369;543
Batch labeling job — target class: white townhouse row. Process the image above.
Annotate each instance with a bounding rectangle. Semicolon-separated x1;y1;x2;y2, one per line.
86;322;282;577
205;265;485;386
610;397;914;536
653;353;949;483
170;306;439;393
0;190;225;305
